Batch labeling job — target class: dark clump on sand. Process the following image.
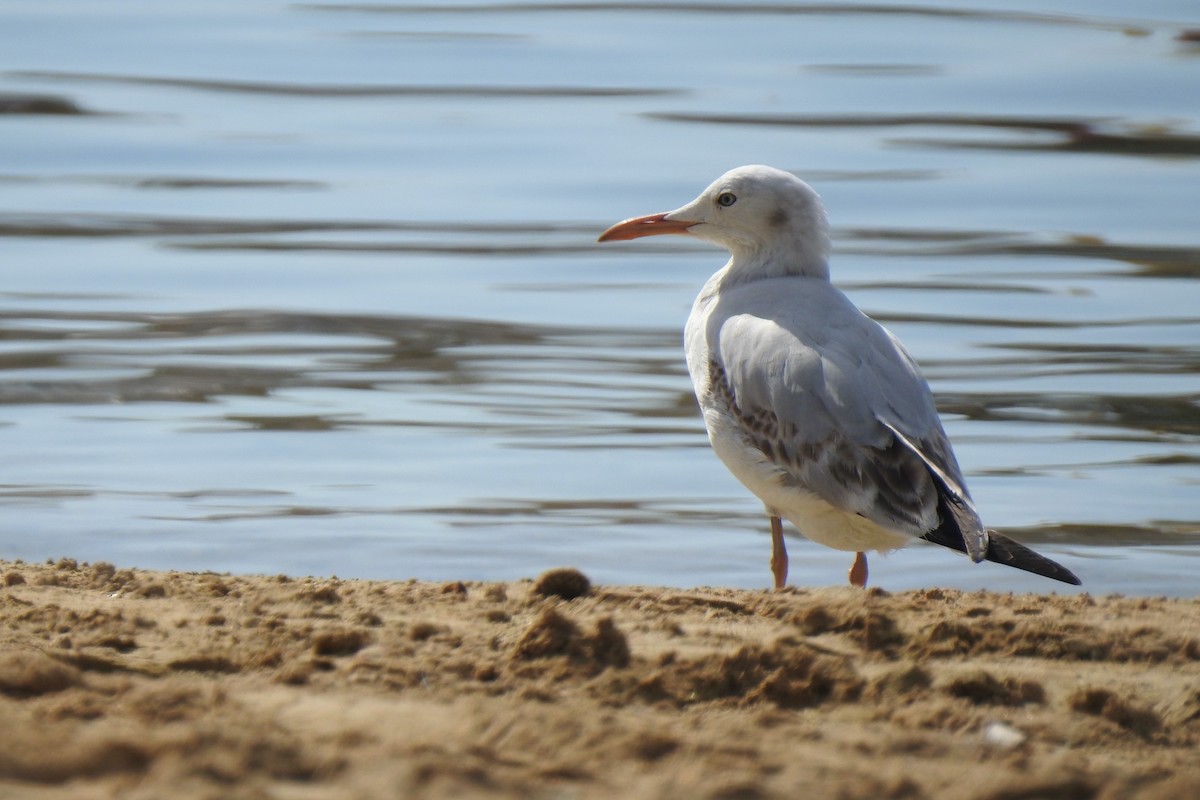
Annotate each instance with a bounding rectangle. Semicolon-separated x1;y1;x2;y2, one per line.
532;566;592;600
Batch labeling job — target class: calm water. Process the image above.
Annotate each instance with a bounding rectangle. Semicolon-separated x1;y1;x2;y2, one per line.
2;1;1198;595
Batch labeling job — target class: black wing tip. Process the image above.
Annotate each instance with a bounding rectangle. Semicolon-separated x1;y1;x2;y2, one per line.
920;527;1082;586
1024;560;1082;586
914;459;1082;586
983;530;1082;586
1059;570;1083;587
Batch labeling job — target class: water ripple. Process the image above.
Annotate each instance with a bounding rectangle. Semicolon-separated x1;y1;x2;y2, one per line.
646;113;1200;159
296;3;1166;34
0;309;1195;444
9;70;680;99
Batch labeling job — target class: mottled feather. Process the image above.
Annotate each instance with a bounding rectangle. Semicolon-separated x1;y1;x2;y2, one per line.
699;275;962;538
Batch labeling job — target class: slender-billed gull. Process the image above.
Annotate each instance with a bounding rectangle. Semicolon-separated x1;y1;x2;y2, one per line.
599;165;1080;589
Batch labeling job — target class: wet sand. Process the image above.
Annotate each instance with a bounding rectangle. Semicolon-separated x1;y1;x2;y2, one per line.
2;558;1199;799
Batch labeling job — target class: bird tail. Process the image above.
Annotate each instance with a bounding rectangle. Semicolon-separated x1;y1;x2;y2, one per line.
921;494;1081;586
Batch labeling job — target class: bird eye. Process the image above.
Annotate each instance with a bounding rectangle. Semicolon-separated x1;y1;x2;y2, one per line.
716;191;737;207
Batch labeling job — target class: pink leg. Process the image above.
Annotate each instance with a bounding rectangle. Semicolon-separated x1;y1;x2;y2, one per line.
769;515;788;590
849;551;868;588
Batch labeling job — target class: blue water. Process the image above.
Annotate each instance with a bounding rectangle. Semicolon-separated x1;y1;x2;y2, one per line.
1;1;1198;595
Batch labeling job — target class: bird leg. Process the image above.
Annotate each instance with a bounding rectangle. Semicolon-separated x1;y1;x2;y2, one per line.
769;514;788;590
849;551;868;588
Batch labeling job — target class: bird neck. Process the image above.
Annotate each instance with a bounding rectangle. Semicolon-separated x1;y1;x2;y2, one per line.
723;237;831;286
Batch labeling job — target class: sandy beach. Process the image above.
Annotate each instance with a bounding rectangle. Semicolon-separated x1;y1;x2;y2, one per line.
2;557;1199;799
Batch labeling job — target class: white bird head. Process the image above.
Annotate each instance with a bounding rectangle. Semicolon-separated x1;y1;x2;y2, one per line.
599;165;831;281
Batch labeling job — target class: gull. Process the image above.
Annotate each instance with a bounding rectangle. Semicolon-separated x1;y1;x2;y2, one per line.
599;165;1080;589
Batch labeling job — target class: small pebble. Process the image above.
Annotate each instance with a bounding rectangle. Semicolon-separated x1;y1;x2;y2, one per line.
982;720;1027;750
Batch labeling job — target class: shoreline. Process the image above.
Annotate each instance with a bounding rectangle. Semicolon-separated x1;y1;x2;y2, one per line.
2;557;1199;799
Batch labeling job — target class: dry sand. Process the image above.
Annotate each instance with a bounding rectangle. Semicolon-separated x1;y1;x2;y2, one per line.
2;557;1199;799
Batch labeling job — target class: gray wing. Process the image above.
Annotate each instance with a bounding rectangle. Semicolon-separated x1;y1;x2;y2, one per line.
706;279;988;559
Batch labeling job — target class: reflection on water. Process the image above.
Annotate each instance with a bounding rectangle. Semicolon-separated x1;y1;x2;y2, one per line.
0;175;329;191
0;212;595;241
0;0;1197;594
0;94;93;115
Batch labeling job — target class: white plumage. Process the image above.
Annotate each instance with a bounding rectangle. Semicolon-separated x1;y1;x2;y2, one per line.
600;165;1079;589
